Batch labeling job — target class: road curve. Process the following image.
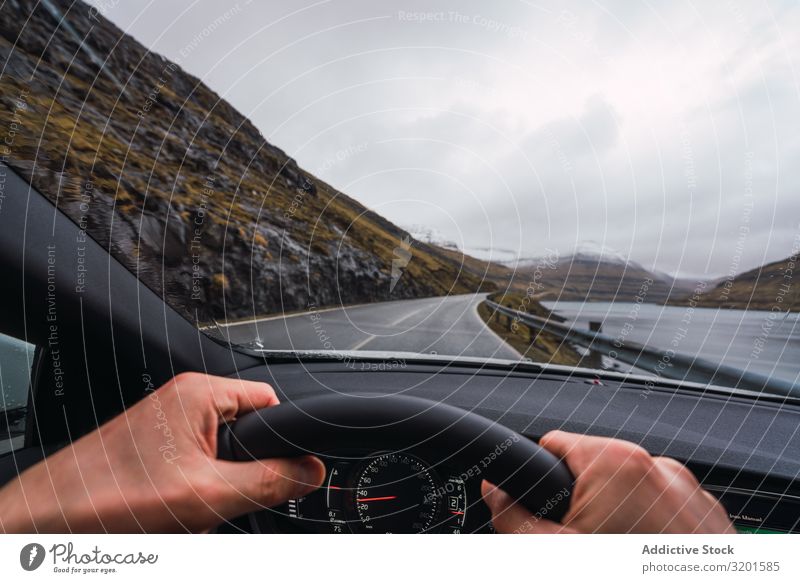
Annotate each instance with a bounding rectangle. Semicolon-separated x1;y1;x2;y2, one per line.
219;293;521;360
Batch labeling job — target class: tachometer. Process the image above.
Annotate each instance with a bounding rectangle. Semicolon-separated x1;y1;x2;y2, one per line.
353;452;441;533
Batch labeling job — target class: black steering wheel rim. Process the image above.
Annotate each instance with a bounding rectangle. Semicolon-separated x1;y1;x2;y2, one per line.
218;393;573;522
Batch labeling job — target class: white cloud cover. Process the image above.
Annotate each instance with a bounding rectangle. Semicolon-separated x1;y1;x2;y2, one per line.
87;0;800;277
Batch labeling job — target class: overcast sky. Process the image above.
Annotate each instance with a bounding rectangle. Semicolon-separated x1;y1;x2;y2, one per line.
86;0;800;278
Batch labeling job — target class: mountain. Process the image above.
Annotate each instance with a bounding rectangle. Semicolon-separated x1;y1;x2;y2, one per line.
0;0;493;324
508;242;631;270
402;225;459;250
506;245;696;304
688;255;799;311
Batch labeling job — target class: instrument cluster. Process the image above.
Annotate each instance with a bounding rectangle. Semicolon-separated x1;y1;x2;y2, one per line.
260;451;493;534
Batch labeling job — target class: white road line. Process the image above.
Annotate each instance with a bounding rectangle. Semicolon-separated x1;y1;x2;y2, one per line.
349;334;377;351
347;305;430;350
212;300;376;329
470;294;524;358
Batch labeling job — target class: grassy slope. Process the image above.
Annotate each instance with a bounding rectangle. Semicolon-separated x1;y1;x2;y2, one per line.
690;255;800;311
477;293;583;366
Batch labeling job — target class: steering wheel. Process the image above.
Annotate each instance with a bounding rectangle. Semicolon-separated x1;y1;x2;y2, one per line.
217;393;574;525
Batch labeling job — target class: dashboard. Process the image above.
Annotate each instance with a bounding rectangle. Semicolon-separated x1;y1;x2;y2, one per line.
234;354;800;534
259;450;492;534
248;451;800;535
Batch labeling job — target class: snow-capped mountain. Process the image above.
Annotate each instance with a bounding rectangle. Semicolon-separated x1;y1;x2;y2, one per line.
504;242;696;303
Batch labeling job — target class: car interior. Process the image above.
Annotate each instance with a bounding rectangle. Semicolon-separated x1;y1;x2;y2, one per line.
2;163;798;534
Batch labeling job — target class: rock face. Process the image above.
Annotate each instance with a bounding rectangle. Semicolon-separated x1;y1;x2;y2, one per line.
0;0;489;324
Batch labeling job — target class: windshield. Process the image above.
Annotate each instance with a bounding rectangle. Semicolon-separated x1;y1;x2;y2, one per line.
1;0;797;395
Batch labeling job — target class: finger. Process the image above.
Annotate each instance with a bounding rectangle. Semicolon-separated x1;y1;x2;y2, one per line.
653;459;735;532
653;456;696;481
213;455;326;518
202;374;280;421
701;488;726;510
539;430;627;476
481;481;567;534
696;491;737;533
539;430;587;458
653;456;712;502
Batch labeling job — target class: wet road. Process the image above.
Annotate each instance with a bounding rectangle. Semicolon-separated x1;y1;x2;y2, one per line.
219;293;521;360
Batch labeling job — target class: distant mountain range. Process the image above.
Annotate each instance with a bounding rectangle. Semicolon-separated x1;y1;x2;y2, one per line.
0;0;493;323
503;245;798;312
503;245;696;304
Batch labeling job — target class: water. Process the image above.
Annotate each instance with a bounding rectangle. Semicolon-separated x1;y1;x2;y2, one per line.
542;301;800;385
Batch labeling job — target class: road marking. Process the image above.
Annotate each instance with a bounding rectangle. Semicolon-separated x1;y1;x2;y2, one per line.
348;305;429;350
211;301;376;329
349;334;377;351
210;295;460;330
471;295;524;358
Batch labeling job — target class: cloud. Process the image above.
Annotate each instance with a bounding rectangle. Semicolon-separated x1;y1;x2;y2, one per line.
87;0;800;277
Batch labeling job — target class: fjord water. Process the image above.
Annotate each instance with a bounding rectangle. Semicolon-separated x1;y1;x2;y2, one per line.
543;301;799;386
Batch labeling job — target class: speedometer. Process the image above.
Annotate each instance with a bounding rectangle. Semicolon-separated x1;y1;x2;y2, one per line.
353;452;441;533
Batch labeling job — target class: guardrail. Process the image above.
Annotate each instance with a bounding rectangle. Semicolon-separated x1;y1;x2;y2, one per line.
485;299;799;397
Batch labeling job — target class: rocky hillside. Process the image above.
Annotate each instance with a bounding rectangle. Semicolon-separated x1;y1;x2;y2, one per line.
689;255;799;311
0;0;493;324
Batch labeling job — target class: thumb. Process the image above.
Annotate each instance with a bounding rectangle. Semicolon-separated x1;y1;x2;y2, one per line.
213;456;326;518
481;480;573;534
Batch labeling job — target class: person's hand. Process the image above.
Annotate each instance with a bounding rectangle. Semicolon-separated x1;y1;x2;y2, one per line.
0;373;326;533
482;430;735;534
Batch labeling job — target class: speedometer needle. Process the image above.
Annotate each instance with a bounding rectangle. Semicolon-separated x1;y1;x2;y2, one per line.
356;496;398;502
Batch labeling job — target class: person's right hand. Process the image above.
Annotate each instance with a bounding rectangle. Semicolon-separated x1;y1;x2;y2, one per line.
482;430;735;534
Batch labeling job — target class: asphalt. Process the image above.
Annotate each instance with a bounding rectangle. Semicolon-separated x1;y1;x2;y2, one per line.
218;293;521;360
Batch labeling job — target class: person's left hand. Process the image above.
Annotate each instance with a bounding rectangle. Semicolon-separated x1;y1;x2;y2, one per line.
0;372;326;532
